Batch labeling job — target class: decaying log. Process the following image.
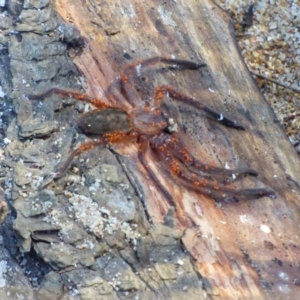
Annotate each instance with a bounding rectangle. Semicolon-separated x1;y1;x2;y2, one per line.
52;0;300;299
36;0;300;298
54;0;300;299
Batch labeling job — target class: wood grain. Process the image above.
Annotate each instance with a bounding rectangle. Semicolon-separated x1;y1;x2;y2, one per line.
54;0;300;299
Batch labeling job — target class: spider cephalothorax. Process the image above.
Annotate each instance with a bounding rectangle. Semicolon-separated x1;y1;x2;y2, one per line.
27;56;274;204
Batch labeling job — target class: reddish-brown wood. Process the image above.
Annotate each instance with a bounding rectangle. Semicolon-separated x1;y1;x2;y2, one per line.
54;0;300;298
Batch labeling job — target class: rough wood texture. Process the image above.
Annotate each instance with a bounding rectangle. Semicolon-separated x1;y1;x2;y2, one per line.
55;0;300;299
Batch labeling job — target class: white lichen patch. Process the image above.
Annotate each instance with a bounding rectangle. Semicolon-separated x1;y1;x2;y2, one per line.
3;137;11;145
68;194;140;245
76;239;95;250
57;220;76;237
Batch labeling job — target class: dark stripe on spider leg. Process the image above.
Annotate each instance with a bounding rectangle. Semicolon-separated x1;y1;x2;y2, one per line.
229;188;275;197
179;175;275;198
109;147;152;223
203;107;245;130
27;88;111;109
120;59;163;106
151;143;273;198
54;138;106;178
54;148;82;179
174;165;274;198
122;56;206;76
164;86;245;130
121;56;204;82
118;56;205;106
138;151;176;207
120;77;142;107
160;57;206;69
26;88;57;99
165;135;258;177
27;88;81;100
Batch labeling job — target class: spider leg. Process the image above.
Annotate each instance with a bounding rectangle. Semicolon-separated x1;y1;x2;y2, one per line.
55;132;136;178
137;140;175;207
138;139;194;226
27;88;114;109
150;136;274;198
106;77;130;109
162;134;258;177
121;56;206;72
28;57;205;109
153;85;245;129
54;139;103;178
114;56;206;107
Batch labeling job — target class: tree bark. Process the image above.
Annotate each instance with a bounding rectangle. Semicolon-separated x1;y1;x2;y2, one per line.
38;0;300;298
3;0;300;299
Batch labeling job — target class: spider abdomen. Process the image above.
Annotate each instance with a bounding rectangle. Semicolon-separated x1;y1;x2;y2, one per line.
77;108;132;135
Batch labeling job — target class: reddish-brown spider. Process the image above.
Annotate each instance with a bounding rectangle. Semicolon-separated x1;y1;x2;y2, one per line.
27;56;274;204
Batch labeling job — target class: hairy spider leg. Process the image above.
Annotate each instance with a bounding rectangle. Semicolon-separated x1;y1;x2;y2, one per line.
139;150;195;227
138;151;174;207
149;138;274;197
106;77;132;110
112;57;269;197
116;56;206;107
138;139;196;227
27;88;120;110
152;85;245;129
162;134;259;177
55;131;137;178
122;56;206;72
137;136;173;200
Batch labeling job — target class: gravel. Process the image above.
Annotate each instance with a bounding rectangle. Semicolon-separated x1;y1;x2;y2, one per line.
216;0;300;142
